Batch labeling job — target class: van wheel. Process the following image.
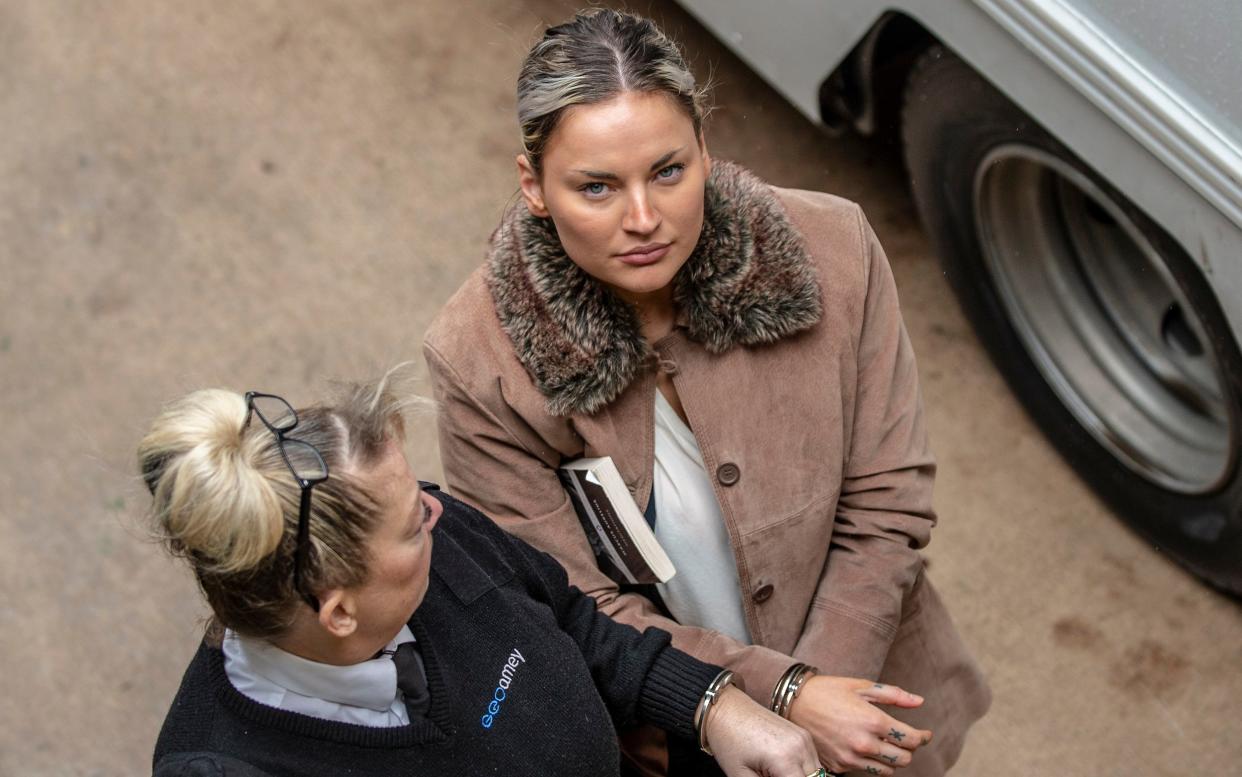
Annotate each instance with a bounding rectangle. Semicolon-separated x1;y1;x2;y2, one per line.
901;47;1242;593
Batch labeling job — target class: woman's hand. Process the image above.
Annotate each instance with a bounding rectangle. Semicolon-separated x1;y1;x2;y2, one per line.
789;677;932;776
705;686;823;777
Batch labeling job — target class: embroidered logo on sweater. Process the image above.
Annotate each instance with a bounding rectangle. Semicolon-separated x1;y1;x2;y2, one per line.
480;647;525;729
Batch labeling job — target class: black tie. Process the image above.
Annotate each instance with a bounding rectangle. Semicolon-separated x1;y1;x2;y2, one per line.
392;641;431;719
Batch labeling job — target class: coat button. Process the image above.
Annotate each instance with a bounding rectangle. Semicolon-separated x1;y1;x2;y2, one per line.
627;482;638;494
658;358;679;376
716;462;740;486
752;583;774;604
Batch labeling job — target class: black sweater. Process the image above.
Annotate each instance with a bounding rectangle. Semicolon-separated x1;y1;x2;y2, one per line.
152;488;721;776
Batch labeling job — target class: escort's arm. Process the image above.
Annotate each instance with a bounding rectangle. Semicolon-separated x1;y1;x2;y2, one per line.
451;495;721;734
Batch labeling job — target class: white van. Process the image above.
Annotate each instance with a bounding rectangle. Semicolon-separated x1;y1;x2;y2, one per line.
677;1;1242;593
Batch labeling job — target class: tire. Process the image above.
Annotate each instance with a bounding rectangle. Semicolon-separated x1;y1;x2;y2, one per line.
901;46;1242;594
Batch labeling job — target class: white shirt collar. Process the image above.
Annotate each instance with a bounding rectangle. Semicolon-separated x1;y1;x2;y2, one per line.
223;625;416;712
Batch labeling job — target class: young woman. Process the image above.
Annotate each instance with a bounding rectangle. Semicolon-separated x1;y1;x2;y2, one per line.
423;9;990;777
139;378;921;776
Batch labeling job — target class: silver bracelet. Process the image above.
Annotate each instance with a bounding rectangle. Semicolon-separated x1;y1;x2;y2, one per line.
770;663;818;718
769;663;804;714
694;669;736;755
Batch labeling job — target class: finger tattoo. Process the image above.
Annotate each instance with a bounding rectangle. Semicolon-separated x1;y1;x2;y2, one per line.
865;767;881;775
889;728;905;742
873;683;885;689
882;754;898;764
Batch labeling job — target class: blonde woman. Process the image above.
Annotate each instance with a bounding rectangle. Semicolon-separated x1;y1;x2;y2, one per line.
424;9;990;776
139;377;922;776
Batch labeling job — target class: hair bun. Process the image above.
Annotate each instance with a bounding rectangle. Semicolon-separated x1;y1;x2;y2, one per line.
137;389;286;572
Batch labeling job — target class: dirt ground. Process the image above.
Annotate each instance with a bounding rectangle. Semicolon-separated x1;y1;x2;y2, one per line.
2;1;1240;775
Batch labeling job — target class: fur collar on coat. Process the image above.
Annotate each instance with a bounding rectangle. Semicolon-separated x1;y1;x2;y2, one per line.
486;160;823;417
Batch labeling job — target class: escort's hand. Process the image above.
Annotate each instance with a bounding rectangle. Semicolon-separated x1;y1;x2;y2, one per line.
789;677;932;776
706;686;822;777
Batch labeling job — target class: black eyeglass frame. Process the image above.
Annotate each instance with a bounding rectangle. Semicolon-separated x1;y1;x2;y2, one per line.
244;391;329;612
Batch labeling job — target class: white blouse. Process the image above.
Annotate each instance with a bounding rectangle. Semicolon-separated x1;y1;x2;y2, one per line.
223;624;416;727
652;390;753;645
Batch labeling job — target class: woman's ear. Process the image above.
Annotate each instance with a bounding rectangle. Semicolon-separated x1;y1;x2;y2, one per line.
316;589;358;639
516;154;550;218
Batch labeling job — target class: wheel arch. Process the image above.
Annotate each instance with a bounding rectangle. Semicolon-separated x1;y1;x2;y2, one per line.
816;12;935;138
813;5;1242;353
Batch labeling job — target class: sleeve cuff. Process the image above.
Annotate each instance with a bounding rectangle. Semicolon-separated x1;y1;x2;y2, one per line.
636;645;723;740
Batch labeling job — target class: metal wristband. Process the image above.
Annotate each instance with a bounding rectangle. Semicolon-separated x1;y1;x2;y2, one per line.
769;663;805;714
770;663;818;718
694;669;736;756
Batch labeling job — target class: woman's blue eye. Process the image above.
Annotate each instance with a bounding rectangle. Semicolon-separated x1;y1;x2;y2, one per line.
582;182;608;196
657;164;684;180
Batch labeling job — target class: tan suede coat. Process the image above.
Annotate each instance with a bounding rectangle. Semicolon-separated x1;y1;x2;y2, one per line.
424;166;990;775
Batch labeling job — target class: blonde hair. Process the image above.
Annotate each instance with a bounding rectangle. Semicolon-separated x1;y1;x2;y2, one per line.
517;9;709;174
137;375;415;639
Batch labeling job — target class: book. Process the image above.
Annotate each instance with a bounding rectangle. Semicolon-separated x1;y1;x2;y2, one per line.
557;457;676;585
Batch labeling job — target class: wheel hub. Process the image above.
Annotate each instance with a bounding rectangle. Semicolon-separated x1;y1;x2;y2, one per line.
973;144;1234;494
